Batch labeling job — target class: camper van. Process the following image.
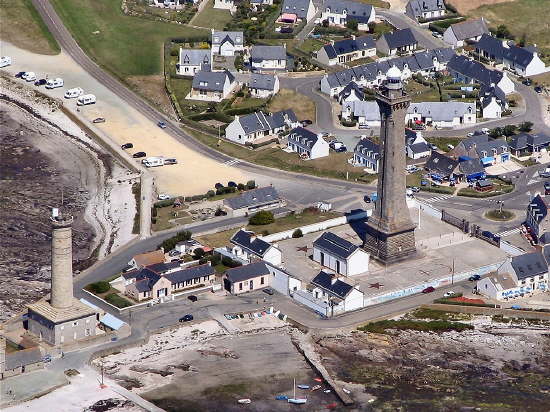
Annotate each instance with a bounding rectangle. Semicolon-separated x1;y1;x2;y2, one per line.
77;94;96;106
142;157;164;167
64;87;84;99
22;72;36;82
45;78;64;89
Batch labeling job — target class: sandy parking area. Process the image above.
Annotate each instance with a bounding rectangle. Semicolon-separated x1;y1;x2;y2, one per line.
1;41;246;196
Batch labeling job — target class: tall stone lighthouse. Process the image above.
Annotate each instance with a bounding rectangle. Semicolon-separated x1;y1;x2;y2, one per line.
27;209;97;346
363;66;416;263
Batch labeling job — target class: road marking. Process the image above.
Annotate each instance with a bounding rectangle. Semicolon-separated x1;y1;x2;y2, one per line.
223;159;240;166
495;228;521;237
421;194;454;204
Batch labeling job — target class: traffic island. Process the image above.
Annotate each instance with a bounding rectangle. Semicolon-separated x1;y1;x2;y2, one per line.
484;209;515;222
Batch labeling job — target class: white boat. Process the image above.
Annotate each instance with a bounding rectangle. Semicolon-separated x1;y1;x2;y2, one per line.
311;385;321;391
237;399;251;404
288;378;307;405
342;387;351;394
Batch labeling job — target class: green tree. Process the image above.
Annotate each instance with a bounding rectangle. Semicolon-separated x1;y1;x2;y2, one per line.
193;248;205;259
159;230;192;251
503;124;517;136
249;210;275;225
346;19;358;31
495;25;511;39
489;127;503;138
519;121;533;132
292;228;303;238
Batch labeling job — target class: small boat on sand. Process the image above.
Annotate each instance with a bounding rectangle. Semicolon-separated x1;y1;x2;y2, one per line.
288;378;307;405
296;384;310;390
311;385;321;392
237;399;251;404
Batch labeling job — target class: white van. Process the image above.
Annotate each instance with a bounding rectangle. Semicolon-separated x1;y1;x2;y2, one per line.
45;78;64;89
142;157;164;167
77;94;96;106
64;87;84;99
22;72;36;82
0;56;11;68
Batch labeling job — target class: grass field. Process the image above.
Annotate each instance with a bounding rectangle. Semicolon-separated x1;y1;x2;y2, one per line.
267;88;316;121
0;0;60;54
50;0;207;78
468;0;550;61
355;0;390;8
191;0;233;29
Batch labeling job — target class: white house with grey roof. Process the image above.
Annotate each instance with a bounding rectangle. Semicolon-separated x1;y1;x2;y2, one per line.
377;28;419;56
249;45;287;72
406;129;431;159
406;101;476;128
247;73;280;98
211;30;244;56
352;137;380;171
315;35;376;66
224;109;298;144
177;48;212;75
447;55;514;95
280;0;316;22
223;186;284;216
338;81;365;104
313;231;369;276
341;100;380;126
188;70;236;102
309;271;364;315
286;127;330;160
443;18;489;48
230;229;282;266
405;0;446;22
321;0;375;31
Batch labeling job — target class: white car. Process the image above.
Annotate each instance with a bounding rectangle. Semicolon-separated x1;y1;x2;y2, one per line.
481;127;490;134
22;72;36;82
443;291;456;298
0;56;12;68
158;194;171;200
64;87;84;99
467;132;474;137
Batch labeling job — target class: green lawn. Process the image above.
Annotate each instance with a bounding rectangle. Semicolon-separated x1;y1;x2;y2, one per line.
191;0;233;29
469;0;550;62
355;0;390;8
0;0;60;54
298;38;326;55
346;56;376;67
51;0;207;78
267;88;316;121
426;137;463;152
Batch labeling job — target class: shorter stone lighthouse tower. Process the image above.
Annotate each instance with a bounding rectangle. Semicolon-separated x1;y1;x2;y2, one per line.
26;209;97;346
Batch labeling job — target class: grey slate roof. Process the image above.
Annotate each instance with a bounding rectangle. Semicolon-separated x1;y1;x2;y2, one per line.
287;127;320;149
409;141;431;154
381;28;418;49
165;264;215;284
180;49;211;67
325;0;374;23
475;34;506;60
503;45;537;68
5;347;43;370
130;269;162;292
224;186;281;210
212;31;244;47
225;261;270;282
425;151;458;176
449;18;488;41
310;271;354;299
313;232;358;260
192;70;234;92
338;81;365;101
231;229;273;257
408;102;475;122
508;133;530;151
146;261;181;274
281;0;312;19
473;138;508;158
250;45;287;62
238;111;271;134
447;55;503;86
406;0;445;19
354;137;380;158
345;101;380;121
268;109;298;129
249;73;277;91
511;252;548;280
528;133;550;148
458;159;485;176
322;35;376;59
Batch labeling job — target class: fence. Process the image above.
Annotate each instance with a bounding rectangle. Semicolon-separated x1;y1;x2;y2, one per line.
441;209;469;233
416;200;442;219
291;290;329;317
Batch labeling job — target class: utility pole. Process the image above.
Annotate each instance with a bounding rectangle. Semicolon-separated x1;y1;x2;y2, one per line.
451;258;455;284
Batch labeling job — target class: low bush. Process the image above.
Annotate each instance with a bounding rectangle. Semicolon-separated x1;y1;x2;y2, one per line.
292;228;303;238
358;319;474;334
222;256;242;268
88;281;110;294
105;293;133;308
420;185;455;194
341;119;357;127
154;198;176;208
159;230;192;251
249;210;275;225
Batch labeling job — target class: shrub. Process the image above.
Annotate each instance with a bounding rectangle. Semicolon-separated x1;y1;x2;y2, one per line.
341;119;357;127
159;230;192;251
88;281;110;294
519;121;533;132
249;210;275;225
209;253;221;266
105;293;132;308
222;256;242;268
193;248;205;259
207;190;215;198
358;319;473;334
292;228;303;238
237;183;246;191
154;198;175;208
246;180;256;189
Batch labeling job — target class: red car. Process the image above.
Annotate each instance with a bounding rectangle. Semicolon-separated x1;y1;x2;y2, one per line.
422;286;435;294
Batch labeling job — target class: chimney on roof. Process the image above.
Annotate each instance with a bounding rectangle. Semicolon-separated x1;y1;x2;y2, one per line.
351;34;356;41
330;39;335;46
330;274;338;285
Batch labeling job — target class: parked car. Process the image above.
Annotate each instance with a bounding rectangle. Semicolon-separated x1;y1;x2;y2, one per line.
179;314;194;322
447;144;455;150
133;151;146;158
163;158;178;165
34;78;47;86
410;186;420;193
481;230;494;238
0;56;12;68
187;295;198;302
535;86;543;94
280;26;293;34
430;144;438;150
215;182;224;189
358;123;370;129
481;127;490;134
157;121;167;129
301;119;313;127
157;193;170;200
469;274;481;281
92;117;106;124
422;286;435;293
168;249;181;257
443;291;456;298
421;179;428;186
227;181;238;187
335;146;347;153
22;72;36;82
121;143;133;149
364;195;371;203
406;165;419;173
15;71;26;78
539;168;550;178
262;288;274;295
467;132;475;137
64;87;84;99
523;78;532;86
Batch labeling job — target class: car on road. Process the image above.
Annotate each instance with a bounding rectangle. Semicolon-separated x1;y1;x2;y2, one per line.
263;288;274;295
447;144;455;150
157;193;171;200
133;151;146;158
430;144;438;151
364;195;371;203
15;71;26;78
443;291;456;298
335;146;347;153
34;78;47;86
157;121;167;129
469;274;481;281
358;123;370;129
523;79;532;86
481;127;490;134
179;314;193;322
92;117;106;123
410;186;420;193
422;286;435;293
187;295;198;302
0;56;12;68
121;143;133;149
535;86;543;94
467;132;475;137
